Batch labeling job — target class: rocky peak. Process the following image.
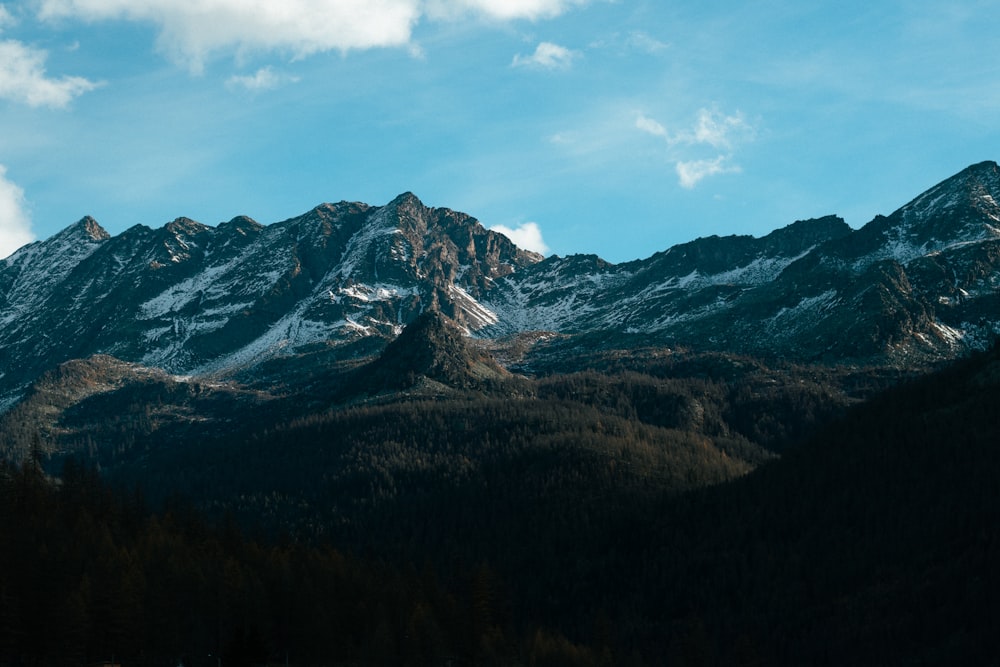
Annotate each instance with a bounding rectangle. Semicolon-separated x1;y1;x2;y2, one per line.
891;161;1000;248
762;215;852;255
0;216;109;299
164;217;211;237
356;310;507;393
900;160;1000;218
295;201;372;230
77;216;111;242
371;192;428;238
48;216;111;245
638;217;844;282
387;191;424;216
218;215;264;236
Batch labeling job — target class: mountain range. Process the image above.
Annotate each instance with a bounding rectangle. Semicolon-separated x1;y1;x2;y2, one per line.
2;160;999;414
3;161;1000;665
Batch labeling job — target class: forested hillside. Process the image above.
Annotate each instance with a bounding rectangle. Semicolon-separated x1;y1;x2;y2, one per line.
4;343;998;664
0;459;608;667
3;308;998;664
569;342;1000;664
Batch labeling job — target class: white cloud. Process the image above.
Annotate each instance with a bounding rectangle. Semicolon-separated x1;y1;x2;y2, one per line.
635;113;667;138
426;0;586;21
625;31;669;54
0;39;100;107
636;108;754;188
691;108;751;149
636;108;751;148
489;221;549;254
675;156;740;189
38;0;422;72
0;165;34;259
512;41;577;70
0;5;16;30
226;66;299;91
38;0;594;72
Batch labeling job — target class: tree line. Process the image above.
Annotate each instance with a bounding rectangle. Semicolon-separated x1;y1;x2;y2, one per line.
0;457;620;667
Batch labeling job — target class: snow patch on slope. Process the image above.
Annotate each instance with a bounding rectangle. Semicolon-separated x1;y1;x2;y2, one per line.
448;284;498;329
329;283;418;304
766;290;840;336
0;234;106;328
335;205;402;279
707;251;813;286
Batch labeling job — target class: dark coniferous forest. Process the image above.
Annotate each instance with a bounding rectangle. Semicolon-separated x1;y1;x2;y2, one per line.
2;333;1000;665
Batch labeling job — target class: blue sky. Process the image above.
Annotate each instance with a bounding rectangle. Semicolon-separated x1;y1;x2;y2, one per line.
0;0;997;261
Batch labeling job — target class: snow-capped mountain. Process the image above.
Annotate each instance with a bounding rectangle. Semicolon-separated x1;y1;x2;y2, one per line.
481;160;1000;362
0;193;538;408
2;161;1000;408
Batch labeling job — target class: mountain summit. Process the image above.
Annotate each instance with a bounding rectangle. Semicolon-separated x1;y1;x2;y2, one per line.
354;310;509;395
0;194;537;407
3;163;1000;407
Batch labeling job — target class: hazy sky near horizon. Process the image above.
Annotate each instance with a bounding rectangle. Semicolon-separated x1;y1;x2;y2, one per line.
0;0;998;261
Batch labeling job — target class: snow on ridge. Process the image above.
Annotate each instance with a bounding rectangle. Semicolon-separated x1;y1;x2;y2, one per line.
904;186;962;220
629;252;799;298
480;266;627;334
448;283;499;329
329;282;418;304
335;205;403;279
929;321;965;345
0;232;107;327
855;225;1000;271
139;254;286;321
190;304;338;377
706;250;813;286
769;290;839;328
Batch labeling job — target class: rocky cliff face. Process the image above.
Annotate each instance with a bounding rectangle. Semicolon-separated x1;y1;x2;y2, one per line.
0;193;539;407
3;161;1000;409
484;161;1000;363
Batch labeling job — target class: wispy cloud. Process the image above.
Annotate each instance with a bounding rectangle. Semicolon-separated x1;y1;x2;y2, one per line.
676;156;740;189
427;0;589;21
636;108;752;148
38;0;421;73
512;41;578;70
0;39;100;107
490;221;549;254
0;5;15;29
625;31;669;54
226;66;299;92
690;108;751;149
589;30;669;55
0;165;34;259
37;0;595;72
635;113;667;138
636;108;754;188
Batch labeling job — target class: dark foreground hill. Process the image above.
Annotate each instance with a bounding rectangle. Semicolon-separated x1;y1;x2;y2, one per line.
2;339;998;665
605;341;1000;664
1;459;616;667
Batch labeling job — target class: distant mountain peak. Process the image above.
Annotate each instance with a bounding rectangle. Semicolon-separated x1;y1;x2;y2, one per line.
164;217;211;236
57;216;111;243
899;160;1000;220
217;215;263;236
766;215;852;248
389;191;422;207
